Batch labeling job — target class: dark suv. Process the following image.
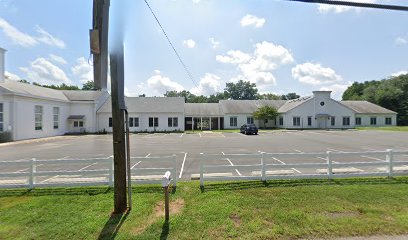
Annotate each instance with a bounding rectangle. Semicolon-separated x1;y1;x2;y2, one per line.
240;124;258;135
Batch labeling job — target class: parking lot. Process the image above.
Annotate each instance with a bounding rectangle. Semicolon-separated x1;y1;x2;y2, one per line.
0;130;408;186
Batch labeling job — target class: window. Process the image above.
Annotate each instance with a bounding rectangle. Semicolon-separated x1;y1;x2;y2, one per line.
74;121;83;128
385;117;392;125
307;116;312;126
230;117;237;127
109;117;112;127
0;103;3;132
279;116;283;126
149;117;158;127
331;117;335;126
342;117;350;126
168;117;178;127
355;117;361;125
293;117;300;126
35;105;43;130
53;107;59;129
129;117;139;127
370;117;377;125
247;117;254;124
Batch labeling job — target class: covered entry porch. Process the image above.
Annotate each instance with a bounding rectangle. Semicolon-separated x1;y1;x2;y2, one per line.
185;117;224;130
184;103;224;130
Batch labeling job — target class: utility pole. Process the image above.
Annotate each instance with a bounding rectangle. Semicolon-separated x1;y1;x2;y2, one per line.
92;0;128;213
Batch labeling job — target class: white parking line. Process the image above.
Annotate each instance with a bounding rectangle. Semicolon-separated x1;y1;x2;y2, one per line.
271;157;286;165
179;152;188;179
40;175;59;184
361;155;385;162
199;133;202;138
316;156;339;164
293;149;304;153
292;168;302;173
179;133;184;138
327;148;344;152
78;162;97;171
145;153;151;158
221;152;241;176
360;146;379;151
130;161;142;170
58;156;70;160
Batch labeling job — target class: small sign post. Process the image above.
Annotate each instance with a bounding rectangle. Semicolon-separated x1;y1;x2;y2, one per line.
162;171;172;222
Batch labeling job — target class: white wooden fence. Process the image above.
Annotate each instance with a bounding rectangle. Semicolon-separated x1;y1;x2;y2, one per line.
200;150;408;187
0;155;177;189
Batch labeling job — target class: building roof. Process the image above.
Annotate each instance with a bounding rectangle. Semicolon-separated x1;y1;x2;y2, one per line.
277;96;313;113
97;97;185;113
340;101;397;114
219;100;287;114
185;103;222;116
62;90;105;101
0;80;69;102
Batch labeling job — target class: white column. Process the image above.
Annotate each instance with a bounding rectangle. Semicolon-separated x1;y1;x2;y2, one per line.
200;117;202;130
218;117;220;130
209;117;212;131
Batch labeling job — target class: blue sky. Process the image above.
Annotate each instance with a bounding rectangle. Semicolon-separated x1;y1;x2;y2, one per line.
1;0;407;99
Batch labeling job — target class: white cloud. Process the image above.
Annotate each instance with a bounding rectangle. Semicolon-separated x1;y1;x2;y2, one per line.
48;54;67;65
0;18;66;49
183;39;196;48
395;37;407;45
320;82;352;100
192;0;201;3
190;73;222;95
209;37;220;49
35;26;66;49
391;70;408;77
216;41;294;87
0;17;37;47
240;14;266;28
71;57;93;83
20;57;71;85
4;71;21;81
292;62;342;85
147;70;184;95
318;0;377;14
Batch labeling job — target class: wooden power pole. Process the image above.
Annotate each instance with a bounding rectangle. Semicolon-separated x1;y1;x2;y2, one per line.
92;0;128;213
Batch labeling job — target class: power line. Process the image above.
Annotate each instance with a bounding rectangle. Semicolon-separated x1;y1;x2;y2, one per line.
284;0;408;11
144;0;199;88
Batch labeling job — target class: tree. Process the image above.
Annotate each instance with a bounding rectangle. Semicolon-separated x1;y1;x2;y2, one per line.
253;105;279;129
18;79;30;84
258;93;281;100
82;81;97;90
224;80;258;100
281;92;300;100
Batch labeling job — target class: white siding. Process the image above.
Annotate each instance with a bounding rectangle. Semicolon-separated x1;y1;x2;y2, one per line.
355;114;397;127
68;102;97;133
97;112;185;132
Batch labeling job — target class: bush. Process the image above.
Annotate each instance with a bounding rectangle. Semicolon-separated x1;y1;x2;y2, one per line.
0;131;12;143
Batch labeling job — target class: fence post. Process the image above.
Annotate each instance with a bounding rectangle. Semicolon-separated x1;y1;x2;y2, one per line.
327;151;333;180
200;153;204;187
261;152;266;181
109;156;114;187
386;149;394;178
173;154;177;187
29;158;36;189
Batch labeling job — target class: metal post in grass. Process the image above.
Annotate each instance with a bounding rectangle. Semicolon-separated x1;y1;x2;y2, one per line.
29;158;36;189
327;151;333;180
200;153;204;187
108;156;114;187
162;171;172;222
261;152;266;181
386;149;394;178
173;154;177;187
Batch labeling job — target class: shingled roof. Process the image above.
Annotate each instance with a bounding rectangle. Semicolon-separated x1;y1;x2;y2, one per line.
340;101;397;114
277;96;313;113
97;97;185;113
0;80;69;102
62;90;106;101
219;100;287;114
185;103;222;116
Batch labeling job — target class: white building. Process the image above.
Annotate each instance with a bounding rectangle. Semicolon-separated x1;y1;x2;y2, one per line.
0;48;397;141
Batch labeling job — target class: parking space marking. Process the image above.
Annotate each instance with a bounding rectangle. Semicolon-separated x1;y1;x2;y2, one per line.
293;149;304;153
40;175;59;184
78;162;97;171
361;155;385;162
179;133;184;138
316;156;339;164
292;168;302;173
222;152;242;176
130;161;142;170
199;133;202;138
145;153;151;158
179;152;187;179
361;146;379;151
271;157;286;165
327;148;344;152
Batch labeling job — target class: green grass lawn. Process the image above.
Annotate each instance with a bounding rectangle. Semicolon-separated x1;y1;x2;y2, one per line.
1;178;408;239
357;126;408;131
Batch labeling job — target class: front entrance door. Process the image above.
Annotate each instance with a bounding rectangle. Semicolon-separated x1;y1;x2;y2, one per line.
317;117;327;129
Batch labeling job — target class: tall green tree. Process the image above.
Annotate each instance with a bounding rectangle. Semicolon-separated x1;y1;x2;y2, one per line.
253;105;278;129
258;93;281;100
82;81;97;90
281;92;300;100
224;80;258;100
